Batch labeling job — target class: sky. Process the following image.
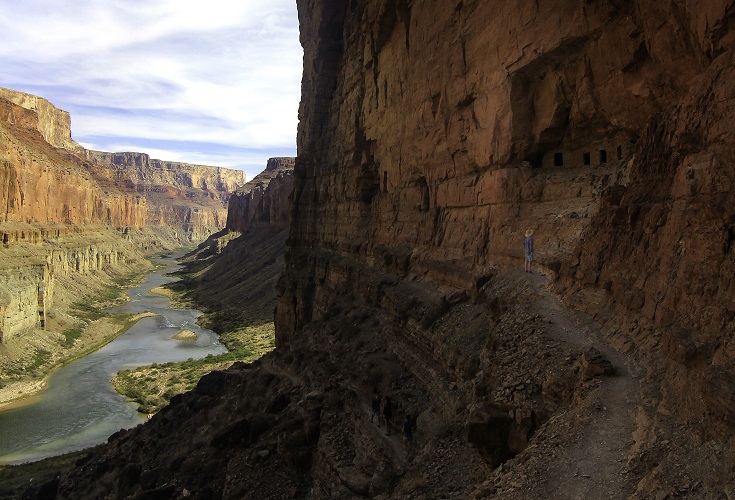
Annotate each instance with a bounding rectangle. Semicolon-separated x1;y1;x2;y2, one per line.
0;0;302;181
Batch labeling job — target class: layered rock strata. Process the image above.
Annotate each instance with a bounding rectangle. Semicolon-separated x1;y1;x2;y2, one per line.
275;0;735;495
0;97;146;228
82;150;244;203
0;87;82;152
1;87;245;241
36;0;735;498
0;89;228;378
226;157;294;232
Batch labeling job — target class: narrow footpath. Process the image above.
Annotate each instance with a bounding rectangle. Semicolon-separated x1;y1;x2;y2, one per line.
493;270;645;499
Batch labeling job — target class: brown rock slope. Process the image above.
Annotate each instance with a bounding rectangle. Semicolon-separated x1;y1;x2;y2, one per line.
44;1;735;499
171;158;294;330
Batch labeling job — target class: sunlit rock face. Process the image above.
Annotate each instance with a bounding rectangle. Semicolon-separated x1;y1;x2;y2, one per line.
0;87;82;153
0;87;240;351
81;151;244;241
226;157;294;232
1;86;246;241
0;96;147;228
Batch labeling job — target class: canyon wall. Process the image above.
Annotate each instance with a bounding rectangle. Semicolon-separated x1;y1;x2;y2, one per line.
82;150;244;204
282;0;735;412
0;89;239;374
79;151;243;242
226;157;294;232
0;94;155;366
31;1;735;498
0;97;147;228
274;0;735;494
0;87;82;152
1;87;245;241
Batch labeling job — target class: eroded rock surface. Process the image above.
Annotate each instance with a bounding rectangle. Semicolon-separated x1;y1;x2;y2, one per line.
226;157;294;232
35;0;735;498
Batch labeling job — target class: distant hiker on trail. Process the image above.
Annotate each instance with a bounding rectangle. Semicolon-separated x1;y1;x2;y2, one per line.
382;396;393;435
371;388;381;423
524;229;534;273
402;414;416;452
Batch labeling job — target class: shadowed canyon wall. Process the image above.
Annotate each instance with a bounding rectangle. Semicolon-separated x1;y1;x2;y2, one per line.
280;0;735;421
168;157;295;333
226;157;294;232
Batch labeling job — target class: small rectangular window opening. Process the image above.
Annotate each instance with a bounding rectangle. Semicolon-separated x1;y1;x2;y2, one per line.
617;145;623;160
553;152;564;167
599;149;607;164
583;152;591;166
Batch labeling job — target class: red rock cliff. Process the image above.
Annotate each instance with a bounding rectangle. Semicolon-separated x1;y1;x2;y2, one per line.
0;97;146;228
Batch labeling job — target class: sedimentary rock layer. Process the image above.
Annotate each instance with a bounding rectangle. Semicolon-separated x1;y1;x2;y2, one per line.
226;157;294;232
1;87;246;240
0;97;147;228
36;1;735;498
0;87;81;152
82;150;244;204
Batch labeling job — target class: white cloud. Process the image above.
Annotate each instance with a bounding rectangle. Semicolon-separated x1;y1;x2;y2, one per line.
0;0;301;174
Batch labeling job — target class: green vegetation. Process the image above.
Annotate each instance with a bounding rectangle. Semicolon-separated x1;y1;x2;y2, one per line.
60;328;82;348
113;322;275;414
0;268;153;404
27;350;51;372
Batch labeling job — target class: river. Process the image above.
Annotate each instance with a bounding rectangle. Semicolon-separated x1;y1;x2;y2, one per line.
0;256;226;464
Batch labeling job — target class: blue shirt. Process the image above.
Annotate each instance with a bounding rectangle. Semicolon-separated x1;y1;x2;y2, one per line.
524;236;533;255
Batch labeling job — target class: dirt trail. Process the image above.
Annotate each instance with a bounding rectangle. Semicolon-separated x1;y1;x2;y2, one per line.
496;270;644;499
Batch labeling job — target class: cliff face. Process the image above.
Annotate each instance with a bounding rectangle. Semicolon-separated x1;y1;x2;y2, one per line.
0;87;82;152
0;90;229;381
79;151;244;241
0;97;146;228
82;150;244;204
276;0;735;494
0;87;246;241
36;1;735;498
226;157;294;232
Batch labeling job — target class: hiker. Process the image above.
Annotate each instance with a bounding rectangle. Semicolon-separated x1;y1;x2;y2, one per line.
402;414;416;452
371;388;381;423
382;396;393;435
524;229;534;273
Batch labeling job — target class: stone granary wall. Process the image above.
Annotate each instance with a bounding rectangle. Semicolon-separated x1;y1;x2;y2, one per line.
280;0;735;431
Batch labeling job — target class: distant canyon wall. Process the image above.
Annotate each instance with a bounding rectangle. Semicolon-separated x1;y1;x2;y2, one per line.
281;0;735;425
0;96;146;228
0;86;244;350
0;87;82;152
83;150;244;204
226;157;294;232
0;86;245;241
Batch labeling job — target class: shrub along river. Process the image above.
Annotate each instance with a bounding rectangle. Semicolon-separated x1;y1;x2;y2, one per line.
0;256;225;464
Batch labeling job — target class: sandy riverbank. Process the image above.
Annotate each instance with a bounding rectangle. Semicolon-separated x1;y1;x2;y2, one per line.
0;312;157;410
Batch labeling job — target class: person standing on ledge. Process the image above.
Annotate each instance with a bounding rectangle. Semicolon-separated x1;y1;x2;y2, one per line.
524;229;534;273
